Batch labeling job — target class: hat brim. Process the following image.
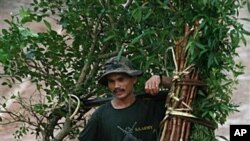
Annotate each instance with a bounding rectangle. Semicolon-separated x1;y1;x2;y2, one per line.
98;69;143;86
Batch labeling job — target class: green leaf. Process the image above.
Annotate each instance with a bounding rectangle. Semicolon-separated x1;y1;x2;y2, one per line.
117;46;124;61
0;49;8;63
18;27;38;38
216;135;229;141
15;76;23;82
103;34;116;42
242;28;250;36
240;18;250;22
132;8;142;22
19;7;29;19
1;29;8;35
33;0;38;4
1;82;8;86
43;20;52;31
10;95;16;99
142;9;153;21
19;7;33;23
0;0;249;140
248;0;250;13
131;29;154;44
2;103;6;108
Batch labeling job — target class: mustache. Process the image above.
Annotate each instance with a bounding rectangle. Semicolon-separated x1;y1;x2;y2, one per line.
113;88;125;93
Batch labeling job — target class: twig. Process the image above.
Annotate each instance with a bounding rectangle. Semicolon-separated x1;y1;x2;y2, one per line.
122;0;133;8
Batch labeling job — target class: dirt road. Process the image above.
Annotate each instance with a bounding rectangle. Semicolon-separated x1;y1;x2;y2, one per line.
0;1;249;141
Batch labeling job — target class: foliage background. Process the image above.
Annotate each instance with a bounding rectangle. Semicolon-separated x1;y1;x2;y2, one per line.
0;0;250;141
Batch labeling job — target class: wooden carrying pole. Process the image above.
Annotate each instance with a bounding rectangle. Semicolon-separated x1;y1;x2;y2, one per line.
160;22;201;141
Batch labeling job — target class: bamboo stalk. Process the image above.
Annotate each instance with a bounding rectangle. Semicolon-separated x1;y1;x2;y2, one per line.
180;118;187;140
166;118;173;141
184;122;191;141
169;117;177;141
178;77;191;140
160;122;167;141
184;70;199;140
175;117;182;141
161;21;201;141
175;42;180;71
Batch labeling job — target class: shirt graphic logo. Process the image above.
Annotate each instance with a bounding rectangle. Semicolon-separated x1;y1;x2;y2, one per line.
117;122;142;141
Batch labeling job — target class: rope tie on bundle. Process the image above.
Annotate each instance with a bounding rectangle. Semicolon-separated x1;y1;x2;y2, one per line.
161;63;194;125
160;47;217;130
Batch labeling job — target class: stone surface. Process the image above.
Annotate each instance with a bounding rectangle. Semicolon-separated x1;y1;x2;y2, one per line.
0;1;249;141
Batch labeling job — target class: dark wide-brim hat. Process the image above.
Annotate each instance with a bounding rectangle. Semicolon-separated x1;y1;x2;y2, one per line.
98;56;143;86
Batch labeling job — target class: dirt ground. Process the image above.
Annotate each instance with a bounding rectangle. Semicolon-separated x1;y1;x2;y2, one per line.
0;1;250;141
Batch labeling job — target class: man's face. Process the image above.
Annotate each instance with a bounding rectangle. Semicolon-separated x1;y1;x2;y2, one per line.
107;73;137;100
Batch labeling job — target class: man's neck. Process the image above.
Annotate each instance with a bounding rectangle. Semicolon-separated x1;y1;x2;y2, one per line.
111;94;136;109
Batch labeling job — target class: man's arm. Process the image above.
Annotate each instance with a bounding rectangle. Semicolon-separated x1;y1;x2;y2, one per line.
78;110;100;141
144;75;172;95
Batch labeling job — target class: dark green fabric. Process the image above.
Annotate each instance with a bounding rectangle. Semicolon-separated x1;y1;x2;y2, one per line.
98;56;143;86
78;96;165;141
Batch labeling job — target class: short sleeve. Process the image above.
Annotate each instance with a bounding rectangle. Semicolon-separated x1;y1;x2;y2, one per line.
78;109;101;141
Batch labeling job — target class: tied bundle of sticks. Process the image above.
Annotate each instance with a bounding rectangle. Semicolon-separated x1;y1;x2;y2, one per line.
160;21;205;141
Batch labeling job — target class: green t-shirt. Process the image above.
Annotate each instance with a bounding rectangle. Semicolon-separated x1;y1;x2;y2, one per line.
78;95;166;141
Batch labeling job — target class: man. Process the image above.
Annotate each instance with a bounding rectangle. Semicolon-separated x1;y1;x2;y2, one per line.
78;56;171;141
